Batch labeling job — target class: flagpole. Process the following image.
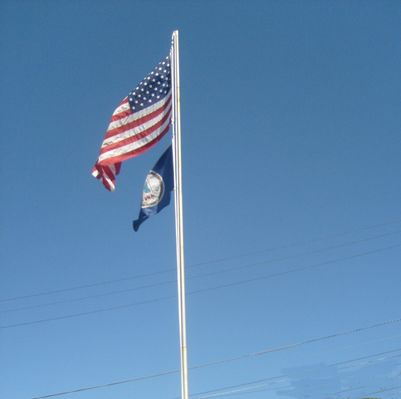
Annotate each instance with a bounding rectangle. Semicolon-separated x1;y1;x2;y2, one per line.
171;30;189;399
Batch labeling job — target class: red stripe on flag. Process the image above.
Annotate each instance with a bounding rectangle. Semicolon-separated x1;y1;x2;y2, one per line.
99;108;172;156
92;163;121;191
92;53;172;191
104;96;172;140
110;98;130;121
99;124;170;165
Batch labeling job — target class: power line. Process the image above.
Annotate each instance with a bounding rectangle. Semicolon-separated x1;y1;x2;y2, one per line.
190;229;401;278
189;217;401;269
2;218;400;304
327;384;401;399
29;324;401;399
0;278;177;314
194;380;401;399
0;266;173;304
187;231;401;277
190;318;401;371
31;369;179;399
2;242;400;329
360;384;401;397
2;231;401;315
332;347;401;367
184;348;401;399
0;294;175;329
186;376;286;399
187;242;401;300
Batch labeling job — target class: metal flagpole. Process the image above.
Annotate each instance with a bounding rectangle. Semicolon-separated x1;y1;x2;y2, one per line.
171;30;189;399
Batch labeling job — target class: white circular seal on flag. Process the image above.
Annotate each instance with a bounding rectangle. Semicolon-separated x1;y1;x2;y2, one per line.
141;171;164;208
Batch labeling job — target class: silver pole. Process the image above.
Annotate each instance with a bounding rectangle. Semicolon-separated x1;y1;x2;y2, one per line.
171;30;189;399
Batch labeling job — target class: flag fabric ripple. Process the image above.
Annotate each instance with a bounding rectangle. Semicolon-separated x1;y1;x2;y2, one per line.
92;55;172;191
133;145;174;232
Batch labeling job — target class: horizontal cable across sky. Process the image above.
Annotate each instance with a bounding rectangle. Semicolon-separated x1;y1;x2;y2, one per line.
30;320;401;399
1;241;400;329
2;217;401;304
2;228;401;315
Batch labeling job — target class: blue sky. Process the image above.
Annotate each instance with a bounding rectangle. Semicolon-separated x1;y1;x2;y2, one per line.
1;1;401;399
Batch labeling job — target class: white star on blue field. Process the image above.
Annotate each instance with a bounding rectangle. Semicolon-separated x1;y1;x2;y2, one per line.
129;57;171;111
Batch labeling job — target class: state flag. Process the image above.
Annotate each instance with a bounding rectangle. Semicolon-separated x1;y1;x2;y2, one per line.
133;145;174;231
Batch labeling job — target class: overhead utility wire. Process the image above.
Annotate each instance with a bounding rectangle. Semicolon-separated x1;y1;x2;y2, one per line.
335;331;401;352
193;380;401;399
4;229;401;314
29;323;401;399
185;347;401;399
189;218;401;268
31;369;179;399
0;266;173;304
360;384;401;397
190;318;401;371
331;347;401;367
188;242;401;299
0;294;175;329
185;230;401;279
2;242;400;329
327;384;401;399
2;218;400;304
1;243;400;329
186;377;284;399
182;348;401;399
326;385;370;398
0;277;177;314
2;229;401;314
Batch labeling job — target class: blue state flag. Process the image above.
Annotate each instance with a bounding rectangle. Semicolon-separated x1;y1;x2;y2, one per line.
133;145;174;232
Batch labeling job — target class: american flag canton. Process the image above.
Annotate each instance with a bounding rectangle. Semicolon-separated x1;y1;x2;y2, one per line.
128;57;171;112
92;54;173;191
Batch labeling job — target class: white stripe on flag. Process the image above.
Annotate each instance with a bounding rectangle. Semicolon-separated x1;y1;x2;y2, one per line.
102;101;172;147
106;91;172;132
112;98;130;115
98;113;171;163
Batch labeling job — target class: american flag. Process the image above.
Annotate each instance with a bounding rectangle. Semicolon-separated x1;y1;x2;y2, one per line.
92;55;172;191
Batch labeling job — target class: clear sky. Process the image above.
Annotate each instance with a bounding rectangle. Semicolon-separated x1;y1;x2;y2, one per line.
1;1;401;399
